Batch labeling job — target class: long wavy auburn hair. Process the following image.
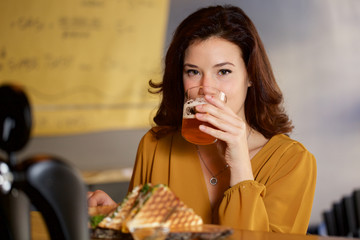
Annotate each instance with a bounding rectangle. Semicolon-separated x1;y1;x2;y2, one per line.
149;5;293;139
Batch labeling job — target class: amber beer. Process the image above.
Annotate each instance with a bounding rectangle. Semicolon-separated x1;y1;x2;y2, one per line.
182;117;217;145
181;86;226;145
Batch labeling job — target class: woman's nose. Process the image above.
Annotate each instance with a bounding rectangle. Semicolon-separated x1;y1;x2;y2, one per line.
200;74;216;88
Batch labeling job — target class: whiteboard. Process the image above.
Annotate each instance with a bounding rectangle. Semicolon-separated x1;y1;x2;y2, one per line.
0;0;169;136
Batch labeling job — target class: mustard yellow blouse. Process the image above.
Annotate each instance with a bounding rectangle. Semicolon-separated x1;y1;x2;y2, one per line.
128;128;317;234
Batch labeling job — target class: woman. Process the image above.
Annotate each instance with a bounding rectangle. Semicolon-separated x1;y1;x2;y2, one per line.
88;5;316;234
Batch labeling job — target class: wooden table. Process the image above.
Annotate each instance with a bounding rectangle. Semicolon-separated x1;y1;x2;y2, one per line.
31;211;352;240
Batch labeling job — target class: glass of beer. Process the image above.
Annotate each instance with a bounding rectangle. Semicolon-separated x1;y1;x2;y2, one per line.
181;86;226;145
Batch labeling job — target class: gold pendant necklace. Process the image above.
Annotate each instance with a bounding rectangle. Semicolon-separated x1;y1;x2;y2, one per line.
196;127;252;186
196;146;229;186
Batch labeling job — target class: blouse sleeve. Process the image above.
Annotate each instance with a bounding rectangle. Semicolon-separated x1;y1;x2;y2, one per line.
128;128;170;192
128;131;154;192
217;144;317;234
127;135;144;192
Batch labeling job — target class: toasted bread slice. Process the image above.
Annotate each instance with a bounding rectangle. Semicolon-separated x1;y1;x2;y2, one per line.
126;184;179;230
98;185;142;230
93;183;203;234
166;201;203;228
126;184;203;231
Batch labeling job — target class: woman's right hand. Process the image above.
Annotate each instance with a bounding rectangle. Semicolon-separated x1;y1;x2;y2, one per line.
195;94;254;185
87;190;117;207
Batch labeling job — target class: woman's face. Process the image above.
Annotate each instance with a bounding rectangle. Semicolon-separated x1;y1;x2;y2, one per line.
182;37;251;118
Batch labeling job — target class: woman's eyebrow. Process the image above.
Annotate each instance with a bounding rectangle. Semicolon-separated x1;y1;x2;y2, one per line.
184;62;235;68
214;62;235;68
183;63;198;68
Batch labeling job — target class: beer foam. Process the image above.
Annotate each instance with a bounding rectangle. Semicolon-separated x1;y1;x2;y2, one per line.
183;98;206;118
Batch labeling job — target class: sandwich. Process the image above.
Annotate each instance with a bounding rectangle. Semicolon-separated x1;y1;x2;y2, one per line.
90;183;203;233
125;184;203;231
90;184;233;240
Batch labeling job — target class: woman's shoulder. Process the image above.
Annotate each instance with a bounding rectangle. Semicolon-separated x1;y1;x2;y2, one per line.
253;134;316;180
269;134;311;153
137;127;180;160
262;134;316;165
140;126;178;145
253;134;315;164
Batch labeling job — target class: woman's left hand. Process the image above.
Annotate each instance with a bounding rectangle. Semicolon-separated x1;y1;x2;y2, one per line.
87;190;117;207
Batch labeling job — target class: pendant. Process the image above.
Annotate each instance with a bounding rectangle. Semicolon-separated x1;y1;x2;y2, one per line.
210;177;218;185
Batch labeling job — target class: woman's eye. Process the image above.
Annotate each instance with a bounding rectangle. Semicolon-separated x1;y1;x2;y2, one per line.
185;69;200;76
219;69;232;75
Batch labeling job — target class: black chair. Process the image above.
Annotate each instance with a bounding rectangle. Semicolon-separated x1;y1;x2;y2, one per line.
323;208;338;236
343;195;358;237
333;200;348;236
323;189;360;237
353;189;360;236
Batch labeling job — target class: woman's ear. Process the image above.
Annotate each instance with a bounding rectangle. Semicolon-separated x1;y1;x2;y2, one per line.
247;78;252;87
